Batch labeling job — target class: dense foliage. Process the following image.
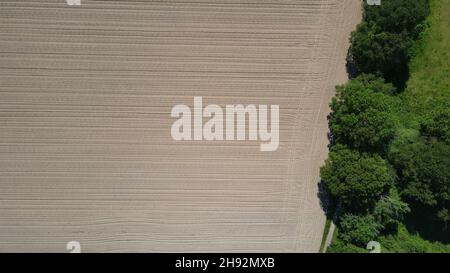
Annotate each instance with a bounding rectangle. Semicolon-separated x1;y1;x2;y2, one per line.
364;0;430;36
348;0;429;86
374;195;410;232
389;139;450;225
349;23;411;83
329;225;450;253
323;0;449;252
327;239;368;253
321;144;393;213
338;214;381;247
329;75;398;153
420;104;450;144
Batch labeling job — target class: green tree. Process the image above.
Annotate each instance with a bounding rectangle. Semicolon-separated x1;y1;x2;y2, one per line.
338;214;381;247
374;195;410;232
320;145;394;213
348;23;412;84
364;0;429;37
420;104;450;144
378;225;450;253
437;209;449;229
389;139;450;226
351;74;397;95
327;239;367;253
329;76;398;153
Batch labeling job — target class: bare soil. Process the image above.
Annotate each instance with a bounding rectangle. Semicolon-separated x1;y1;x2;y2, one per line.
0;0;361;252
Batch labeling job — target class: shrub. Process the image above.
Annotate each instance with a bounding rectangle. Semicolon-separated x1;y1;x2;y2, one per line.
420;104;450;144
374;195;410;232
327;239;367;253
338;214;381;247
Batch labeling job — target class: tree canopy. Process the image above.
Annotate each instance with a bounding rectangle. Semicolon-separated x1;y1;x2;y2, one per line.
348;23;411;84
348;0;430;88
389;139;450;226
420;104;450;144
320;145;394;213
322;0;449;251
338;214;381;247
374;195;410;232
364;0;430;36
329;76;398;153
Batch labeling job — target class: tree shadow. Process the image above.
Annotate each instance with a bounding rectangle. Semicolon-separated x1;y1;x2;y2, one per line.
345;50;411;92
404;210;450;244
386;65;410;92
345;56;359;80
317;179;336;220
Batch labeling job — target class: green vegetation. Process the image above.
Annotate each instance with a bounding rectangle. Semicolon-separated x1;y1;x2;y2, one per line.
329;74;398;153
321;145;393;213
373;195;410;232
348;0;429;87
378;225;450;253
404;0;450;114
322;0;449;252
364;0;429;36
327;239;368;253
420;105;450;143
338;214;381;247
392;0;450;241
349;23;412;85
319;218;332;253
389;140;450;225
329;224;450;253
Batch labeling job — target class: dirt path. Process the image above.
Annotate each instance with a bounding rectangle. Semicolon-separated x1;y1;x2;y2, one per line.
0;0;361;252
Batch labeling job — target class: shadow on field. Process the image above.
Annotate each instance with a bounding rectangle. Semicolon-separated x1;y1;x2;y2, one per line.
317;180;335;220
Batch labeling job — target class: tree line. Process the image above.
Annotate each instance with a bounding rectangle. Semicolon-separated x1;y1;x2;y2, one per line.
320;0;449;251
